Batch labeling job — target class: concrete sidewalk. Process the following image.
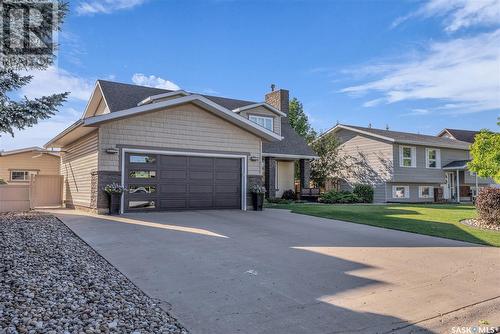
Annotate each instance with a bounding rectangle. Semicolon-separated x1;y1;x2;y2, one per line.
49;209;500;334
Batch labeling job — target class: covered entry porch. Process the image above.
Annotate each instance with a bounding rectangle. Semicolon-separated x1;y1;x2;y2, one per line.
263;154;314;199
442;160;479;203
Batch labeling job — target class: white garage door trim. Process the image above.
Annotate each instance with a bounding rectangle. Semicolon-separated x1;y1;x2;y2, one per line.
120;148;248;213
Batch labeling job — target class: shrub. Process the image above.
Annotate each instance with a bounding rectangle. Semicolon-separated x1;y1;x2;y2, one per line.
266;198;293;204
319;190;360;204
475;188;500;226
281;189;296;200
0;178;6;185
353;184;374;203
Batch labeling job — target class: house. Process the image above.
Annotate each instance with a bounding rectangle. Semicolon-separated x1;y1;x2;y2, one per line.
437;128;480;143
45;80;316;213
324;124;496;203
0;147;60;183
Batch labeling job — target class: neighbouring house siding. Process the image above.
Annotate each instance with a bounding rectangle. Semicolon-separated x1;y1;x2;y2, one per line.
60;131;99;209
463;170;496;185
393;145;469;183
0;152;60;183
238;106;281;135
98;104;262;176
386;183;440;203
335;129;393;203
276;160;295;198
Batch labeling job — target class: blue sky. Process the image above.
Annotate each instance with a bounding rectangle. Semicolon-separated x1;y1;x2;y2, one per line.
2;0;499;150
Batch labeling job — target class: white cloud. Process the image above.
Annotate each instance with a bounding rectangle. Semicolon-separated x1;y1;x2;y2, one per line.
21;66;94;101
393;0;500;32
402;108;432;117
131;73;180;90
341;30;500;114
76;0;147;15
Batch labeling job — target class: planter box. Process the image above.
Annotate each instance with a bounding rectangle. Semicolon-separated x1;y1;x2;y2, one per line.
252;193;264;211
108;193;121;215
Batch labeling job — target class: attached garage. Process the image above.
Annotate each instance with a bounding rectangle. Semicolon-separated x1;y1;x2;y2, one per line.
123;151;245;212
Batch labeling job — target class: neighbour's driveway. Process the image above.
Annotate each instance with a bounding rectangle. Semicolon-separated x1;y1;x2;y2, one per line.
52;209;500;334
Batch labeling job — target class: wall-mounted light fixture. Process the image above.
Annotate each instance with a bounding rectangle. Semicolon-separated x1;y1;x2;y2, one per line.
249;156;259;161
105;148;119;154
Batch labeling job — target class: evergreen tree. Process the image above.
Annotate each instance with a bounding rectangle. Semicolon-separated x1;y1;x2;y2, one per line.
0;1;69;137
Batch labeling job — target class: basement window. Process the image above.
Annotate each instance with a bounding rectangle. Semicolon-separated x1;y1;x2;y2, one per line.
392;185;409;199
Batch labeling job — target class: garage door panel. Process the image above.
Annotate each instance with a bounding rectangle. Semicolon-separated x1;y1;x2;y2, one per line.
160;155;187;168
159;198;188;209
158;183;188;194
160;170;187;179
126;153;241;211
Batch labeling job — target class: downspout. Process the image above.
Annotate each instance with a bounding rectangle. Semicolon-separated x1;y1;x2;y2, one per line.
456;170;460;203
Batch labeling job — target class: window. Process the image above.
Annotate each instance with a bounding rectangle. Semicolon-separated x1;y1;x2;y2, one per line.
129;185;156;194
128;201;155;209
392;185;409;199
249;115;273;131
399;146;416;167
10;170;37;181
419;186;433;198
425;148;441;169
129;155;156;164
129;170;156;178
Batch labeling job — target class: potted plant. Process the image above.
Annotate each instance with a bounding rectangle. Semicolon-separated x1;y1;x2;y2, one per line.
104;183;126;215
250;184;266;211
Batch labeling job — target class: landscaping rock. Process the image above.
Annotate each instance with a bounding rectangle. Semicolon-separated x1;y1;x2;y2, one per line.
0;212;188;334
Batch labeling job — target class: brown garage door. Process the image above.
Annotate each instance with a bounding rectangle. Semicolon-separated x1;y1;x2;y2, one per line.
124;153;241;211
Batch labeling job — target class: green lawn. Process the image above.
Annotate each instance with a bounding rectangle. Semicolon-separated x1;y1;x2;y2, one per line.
265;202;500;247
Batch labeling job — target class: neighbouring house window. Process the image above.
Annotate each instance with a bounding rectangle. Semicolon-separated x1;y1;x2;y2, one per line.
129;185;156;194
392;185;409;199
419;186;433;198
399;146;416;167
129;155;156;164
10;170;37;181
249;115;273;131
129;170;156;178
425;148;441;168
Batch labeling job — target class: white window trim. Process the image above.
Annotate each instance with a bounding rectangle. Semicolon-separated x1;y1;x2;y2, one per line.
249;115;274;131
392;185;410;199
10;170;37;182
419;186;434;199
425;148;441;169
399;145;416;168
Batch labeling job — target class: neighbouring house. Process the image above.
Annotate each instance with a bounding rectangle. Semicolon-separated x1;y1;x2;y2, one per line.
45;80;316;213
324;124;496;203
0;147;60;183
437;128;480;143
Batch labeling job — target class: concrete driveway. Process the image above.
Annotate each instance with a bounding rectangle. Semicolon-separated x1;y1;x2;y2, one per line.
52;209;500;334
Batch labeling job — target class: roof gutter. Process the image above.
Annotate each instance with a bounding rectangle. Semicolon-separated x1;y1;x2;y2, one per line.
44;119;85;148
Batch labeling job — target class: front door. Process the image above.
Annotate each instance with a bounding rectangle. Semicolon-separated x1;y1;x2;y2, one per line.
444;172;455;200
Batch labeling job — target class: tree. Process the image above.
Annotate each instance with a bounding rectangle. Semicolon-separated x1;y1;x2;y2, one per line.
468;129;500;183
309;133;347;188
288;97;316;143
0;1;69;137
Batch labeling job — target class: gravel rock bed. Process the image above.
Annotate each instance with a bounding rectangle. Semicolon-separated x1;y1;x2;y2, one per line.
0;212;188;334
460;218;500;231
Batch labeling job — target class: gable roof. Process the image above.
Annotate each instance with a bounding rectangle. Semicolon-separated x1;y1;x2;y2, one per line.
437;128;480;143
83;94;282;142
98;80;256;112
326;124;471;150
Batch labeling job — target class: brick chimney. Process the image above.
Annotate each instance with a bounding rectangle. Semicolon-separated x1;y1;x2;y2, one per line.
265;84;289;114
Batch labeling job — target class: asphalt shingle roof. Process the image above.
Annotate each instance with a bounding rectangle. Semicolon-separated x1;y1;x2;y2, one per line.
343;124;471;149
441;129;479;143
97;80;315;157
443;160;470;169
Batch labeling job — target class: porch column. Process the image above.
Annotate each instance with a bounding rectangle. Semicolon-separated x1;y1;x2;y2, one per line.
264;157;276;198
456;170;460;203
299;159;311;189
